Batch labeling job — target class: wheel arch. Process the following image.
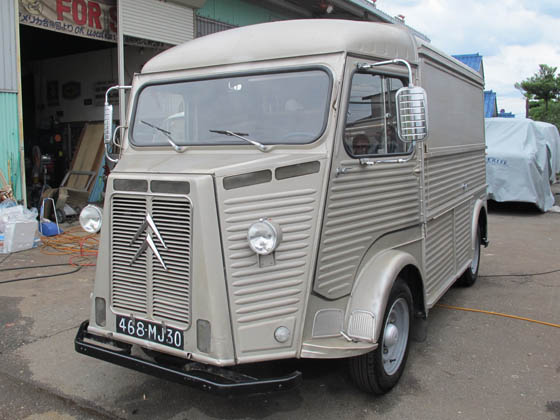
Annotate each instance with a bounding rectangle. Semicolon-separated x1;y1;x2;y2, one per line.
473;199;488;246
399;264;426;319
344;249;425;344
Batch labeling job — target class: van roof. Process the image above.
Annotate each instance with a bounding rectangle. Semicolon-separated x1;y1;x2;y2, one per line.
142;19;419;74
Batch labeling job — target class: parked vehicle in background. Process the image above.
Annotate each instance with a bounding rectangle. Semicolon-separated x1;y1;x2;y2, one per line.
533;120;560;183
75;19;488;395
485;118;556;211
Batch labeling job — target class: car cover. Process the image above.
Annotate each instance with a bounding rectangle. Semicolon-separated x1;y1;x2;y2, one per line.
485;118;555;211
533;121;560;183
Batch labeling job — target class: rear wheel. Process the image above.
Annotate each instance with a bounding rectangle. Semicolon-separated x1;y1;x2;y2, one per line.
349;278;413;394
457;225;481;287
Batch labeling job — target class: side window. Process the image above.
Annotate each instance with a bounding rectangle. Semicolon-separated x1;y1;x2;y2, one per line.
344;72;410;157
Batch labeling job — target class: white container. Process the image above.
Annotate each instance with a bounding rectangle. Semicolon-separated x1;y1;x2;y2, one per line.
2;220;38;253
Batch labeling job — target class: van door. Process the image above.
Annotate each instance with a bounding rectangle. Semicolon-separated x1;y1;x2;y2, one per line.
313;59;423;300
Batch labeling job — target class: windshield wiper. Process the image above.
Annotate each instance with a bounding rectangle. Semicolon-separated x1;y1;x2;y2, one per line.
141;120;187;153
209;130;270;152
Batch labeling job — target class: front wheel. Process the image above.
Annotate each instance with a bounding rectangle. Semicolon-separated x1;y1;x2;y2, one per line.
349;278;413;394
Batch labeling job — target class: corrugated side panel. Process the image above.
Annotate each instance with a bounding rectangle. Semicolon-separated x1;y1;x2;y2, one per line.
425;210;454;297
0;93;21;201
455;200;472;271
314;161;421;299
0;0;17;92
223;188;316;321
121;0;194;45
425;149;486;215
219;171;323;357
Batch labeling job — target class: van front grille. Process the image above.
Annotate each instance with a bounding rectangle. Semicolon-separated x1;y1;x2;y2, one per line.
112;196;148;314
151;197;192;325
111;194;192;328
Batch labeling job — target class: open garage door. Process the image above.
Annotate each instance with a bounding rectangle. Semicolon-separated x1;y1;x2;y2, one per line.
17;0;200;210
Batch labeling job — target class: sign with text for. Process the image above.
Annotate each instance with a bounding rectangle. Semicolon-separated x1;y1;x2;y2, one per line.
19;0;117;43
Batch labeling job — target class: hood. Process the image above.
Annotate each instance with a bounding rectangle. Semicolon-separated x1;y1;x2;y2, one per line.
113;150;327;178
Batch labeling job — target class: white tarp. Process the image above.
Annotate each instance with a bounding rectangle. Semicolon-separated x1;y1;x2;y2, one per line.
533;121;560;183
485;118;555;211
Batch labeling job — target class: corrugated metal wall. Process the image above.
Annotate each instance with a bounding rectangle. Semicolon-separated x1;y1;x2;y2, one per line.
196;15;236;37
0;0;17;93
121;0;194;45
197;0;292;26
0;93;21;201
0;0;22;202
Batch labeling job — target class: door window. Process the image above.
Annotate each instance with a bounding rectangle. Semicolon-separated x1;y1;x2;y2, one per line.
344;72;410;157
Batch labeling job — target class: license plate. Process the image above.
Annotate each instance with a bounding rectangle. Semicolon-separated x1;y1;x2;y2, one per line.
116;315;184;350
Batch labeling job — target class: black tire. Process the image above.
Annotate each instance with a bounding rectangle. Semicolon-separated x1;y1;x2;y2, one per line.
349;278;413;395
55;209;66;224
456;225;481;287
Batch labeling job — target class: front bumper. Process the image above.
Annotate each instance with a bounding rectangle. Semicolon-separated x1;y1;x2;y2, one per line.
75;321;302;395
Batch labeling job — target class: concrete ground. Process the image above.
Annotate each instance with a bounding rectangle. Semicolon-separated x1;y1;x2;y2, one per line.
1;188;559;420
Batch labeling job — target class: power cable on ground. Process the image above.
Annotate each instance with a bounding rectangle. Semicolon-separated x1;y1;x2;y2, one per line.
0;253;10;265
1;263;73;271
480;268;560;278
436;303;560;329
0;265;83;285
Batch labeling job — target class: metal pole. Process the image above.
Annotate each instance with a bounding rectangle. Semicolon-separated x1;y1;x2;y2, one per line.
14;0;27;206
118;0;126;126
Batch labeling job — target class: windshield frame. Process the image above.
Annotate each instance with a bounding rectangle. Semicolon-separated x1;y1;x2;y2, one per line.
128;66;334;149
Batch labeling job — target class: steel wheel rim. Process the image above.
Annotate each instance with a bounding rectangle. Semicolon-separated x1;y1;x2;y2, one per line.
471;232;481;274
382;297;409;376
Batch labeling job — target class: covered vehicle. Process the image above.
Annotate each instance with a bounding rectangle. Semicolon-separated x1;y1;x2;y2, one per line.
485;118;555;211
533;121;560;183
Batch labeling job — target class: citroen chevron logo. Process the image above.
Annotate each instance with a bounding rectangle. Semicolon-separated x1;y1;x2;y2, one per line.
129;214;168;271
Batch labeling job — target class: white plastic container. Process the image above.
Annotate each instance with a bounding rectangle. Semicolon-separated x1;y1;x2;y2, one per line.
1;220;38;253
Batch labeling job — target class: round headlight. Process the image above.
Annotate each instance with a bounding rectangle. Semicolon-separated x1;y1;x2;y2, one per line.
247;219;281;255
79;205;103;233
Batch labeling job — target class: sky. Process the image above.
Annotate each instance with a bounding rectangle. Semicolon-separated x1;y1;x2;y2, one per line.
377;0;560;117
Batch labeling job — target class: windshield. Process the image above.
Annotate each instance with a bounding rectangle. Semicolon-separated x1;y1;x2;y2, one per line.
130;69;331;147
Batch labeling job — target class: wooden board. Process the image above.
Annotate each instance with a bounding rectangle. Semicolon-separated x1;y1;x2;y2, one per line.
66;122;104;191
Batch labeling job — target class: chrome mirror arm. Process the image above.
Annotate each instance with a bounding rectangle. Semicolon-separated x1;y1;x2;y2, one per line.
358;59;414;87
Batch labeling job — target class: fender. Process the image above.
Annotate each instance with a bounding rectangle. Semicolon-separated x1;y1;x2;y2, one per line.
472;198;488;247
344;249;421;344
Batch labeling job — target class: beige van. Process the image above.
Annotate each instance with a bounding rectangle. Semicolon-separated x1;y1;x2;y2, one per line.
75;19;488;395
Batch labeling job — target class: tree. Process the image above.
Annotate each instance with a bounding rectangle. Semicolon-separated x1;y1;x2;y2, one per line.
516;64;560;129
516;64;559;111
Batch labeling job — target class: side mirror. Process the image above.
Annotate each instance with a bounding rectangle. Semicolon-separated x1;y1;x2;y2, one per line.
103;85;131;163
395;86;429;142
104;103;113;145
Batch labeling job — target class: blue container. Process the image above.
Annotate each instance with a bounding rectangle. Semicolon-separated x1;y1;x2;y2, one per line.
40;222;63;236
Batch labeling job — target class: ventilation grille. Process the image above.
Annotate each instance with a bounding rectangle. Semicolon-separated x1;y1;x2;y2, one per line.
111;194;192;327
151;197;192;325
111;196;148;314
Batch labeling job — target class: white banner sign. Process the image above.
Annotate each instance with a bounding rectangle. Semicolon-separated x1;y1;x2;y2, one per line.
19;0;117;43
